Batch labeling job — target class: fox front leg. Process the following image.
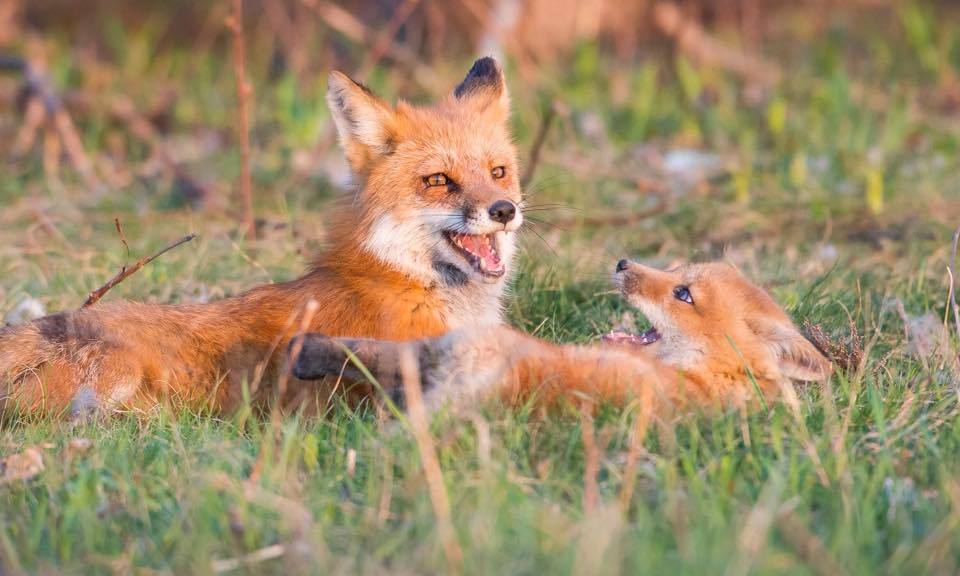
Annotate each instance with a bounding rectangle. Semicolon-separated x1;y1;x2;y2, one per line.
291;328;520;412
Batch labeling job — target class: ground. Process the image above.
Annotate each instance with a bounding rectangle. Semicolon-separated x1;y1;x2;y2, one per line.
2;5;960;574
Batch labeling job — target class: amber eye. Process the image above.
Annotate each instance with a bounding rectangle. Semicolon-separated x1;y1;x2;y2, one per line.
425;173;449;187
491;166;506;179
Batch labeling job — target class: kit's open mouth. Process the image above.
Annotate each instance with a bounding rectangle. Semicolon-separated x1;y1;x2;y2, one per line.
600;327;661;347
444;231;505;277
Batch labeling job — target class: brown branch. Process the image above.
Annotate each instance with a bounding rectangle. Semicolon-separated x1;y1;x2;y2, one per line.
299;0;440;90
356;0;423;83
81;233;197;309
520;100;557;189
3;49;105;192
113;218;130;259
226;0;255;240
653;1;781;88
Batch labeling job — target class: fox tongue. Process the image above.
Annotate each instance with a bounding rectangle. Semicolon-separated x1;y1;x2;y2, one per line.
457;234;502;271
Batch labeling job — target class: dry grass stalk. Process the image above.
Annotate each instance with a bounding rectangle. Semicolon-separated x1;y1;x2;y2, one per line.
80;233;197;308
209;472;320;569
4;49;104;192
376;447;394;526
211;544;285;573
804;319;864;375
276;299;319;400
520;100;557;189
728;474;784;576
618;392;654;511
578;401;601;514
776;509;846;576
948;224;960;345
226;0;255;240
398;346;463;573
653;1;781;87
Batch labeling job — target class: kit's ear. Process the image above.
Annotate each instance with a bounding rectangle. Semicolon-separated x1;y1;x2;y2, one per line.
747;317;833;382
327;71;398;172
453;57;510;121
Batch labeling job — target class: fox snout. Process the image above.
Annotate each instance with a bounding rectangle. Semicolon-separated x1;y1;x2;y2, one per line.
613;259;673;303
487;199;517;224
460;196;521;231
613;259;654;288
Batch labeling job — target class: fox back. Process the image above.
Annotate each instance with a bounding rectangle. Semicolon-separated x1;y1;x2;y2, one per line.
1;57;527;417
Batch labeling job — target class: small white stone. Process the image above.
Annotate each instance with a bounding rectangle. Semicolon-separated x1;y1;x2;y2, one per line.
4;297;46;326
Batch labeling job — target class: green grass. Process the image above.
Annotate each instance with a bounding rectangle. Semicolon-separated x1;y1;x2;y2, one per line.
3;4;960;573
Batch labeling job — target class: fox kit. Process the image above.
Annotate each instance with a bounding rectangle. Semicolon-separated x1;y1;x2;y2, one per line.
292;260;832;413
0;57;524;416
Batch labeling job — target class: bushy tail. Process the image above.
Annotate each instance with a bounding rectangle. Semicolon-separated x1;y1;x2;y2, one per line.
0;321;58;412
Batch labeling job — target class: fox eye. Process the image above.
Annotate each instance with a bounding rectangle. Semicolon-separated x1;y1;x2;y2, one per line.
425;173;449;187
673;285;694;305
491;166;506;179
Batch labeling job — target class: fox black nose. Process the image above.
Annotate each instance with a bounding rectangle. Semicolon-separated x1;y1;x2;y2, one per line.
488;200;517;224
616;259;630;273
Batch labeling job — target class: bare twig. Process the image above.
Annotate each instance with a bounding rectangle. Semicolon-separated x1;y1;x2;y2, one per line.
81;233;197;308
520;100;557;189
398;347;463;573
114;218;130;259
3;50;105;192
226;0;255;240
653;1;781;88
299;0;440;90
948;224;960;344
356;0;423;83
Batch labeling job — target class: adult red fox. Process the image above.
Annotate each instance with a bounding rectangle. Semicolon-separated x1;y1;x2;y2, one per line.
0;57;524;416
292;260;832;413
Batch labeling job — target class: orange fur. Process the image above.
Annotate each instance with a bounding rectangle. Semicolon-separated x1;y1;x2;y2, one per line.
1;57;525;417
293;261;832;415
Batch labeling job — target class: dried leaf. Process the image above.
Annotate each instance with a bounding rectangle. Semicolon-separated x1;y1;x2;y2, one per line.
66;438;93;457
0;447;45;485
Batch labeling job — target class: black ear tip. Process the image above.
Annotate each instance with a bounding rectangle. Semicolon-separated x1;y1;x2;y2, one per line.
470;56;501;77
455;56;503;98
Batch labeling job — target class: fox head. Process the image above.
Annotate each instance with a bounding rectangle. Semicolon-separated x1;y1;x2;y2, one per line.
612;260;831;385
326;57;522;289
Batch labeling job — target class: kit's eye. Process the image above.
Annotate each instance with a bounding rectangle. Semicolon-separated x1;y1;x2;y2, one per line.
491;166;506;179
425;173;449;187
673;285;694;304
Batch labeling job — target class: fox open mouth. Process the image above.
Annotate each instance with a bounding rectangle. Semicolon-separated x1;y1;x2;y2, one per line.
601;327;661;347
444;231;505;277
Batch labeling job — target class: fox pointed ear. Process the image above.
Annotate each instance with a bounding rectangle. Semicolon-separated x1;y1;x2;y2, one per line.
747;317;833;382
327;71;397;171
454;57;510;118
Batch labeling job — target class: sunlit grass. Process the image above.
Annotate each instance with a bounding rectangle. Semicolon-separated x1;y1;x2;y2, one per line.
2;4;960;573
